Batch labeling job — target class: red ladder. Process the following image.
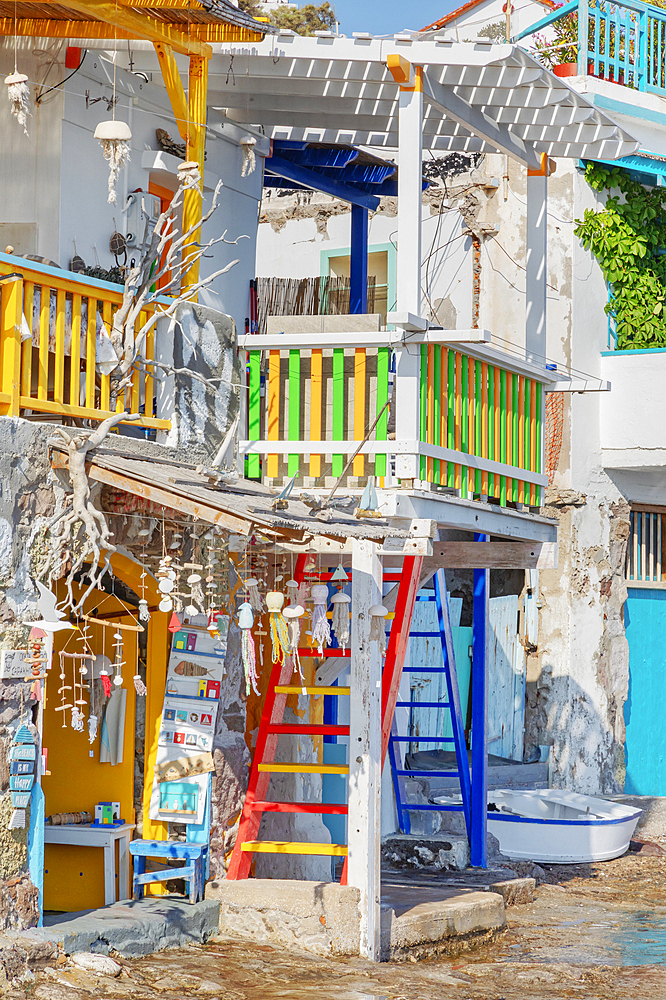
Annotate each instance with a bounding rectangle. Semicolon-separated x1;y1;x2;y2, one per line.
226;554;423;882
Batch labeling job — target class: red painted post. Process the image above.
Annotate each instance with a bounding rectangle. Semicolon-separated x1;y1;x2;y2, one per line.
381;555;423;766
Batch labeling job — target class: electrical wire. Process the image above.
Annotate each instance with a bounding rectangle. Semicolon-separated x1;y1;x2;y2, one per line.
35;49;88;105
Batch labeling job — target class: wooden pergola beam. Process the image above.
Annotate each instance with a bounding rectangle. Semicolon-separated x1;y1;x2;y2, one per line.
0;17;260;41
32;0;213;56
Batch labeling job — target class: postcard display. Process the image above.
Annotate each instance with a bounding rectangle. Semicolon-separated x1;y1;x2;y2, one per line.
149;619;229;825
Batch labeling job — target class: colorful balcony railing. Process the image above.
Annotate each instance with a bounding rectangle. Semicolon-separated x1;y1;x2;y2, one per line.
517;0;666;97
0;253;170;430
240;331;549;508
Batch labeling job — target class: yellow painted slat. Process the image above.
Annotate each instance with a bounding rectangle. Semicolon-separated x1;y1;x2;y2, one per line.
257;763;349;775
153;42;195;145
241;841;347;856
21;281;34;399
38;286;49;401
309;348;322;479
86;297;97;409
54;289;65;404
275;686;350;696
0;277;23;415
69;293;82;407
353;347;366;477
145;320;155;418
266;349;280;480
19;396;170;428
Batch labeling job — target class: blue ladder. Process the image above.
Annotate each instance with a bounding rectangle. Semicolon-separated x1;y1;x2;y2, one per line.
387;568;472;840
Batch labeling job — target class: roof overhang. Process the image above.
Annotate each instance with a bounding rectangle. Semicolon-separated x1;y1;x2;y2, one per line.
207;35;638;164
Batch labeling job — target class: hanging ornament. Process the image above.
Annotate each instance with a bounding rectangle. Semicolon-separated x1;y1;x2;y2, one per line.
177;160;201;190
138;600;150;622
285;579;299;607
331;592;351;651
138;526;152;622
240;135;257;177
238;602;259;697
283;604;306;690
168;612;182;633
369;604;389;658
331;563;349;583
94;119;132;205
266;591;290;664
55;652;73;728
112;631;124;687
133;673;147;696
5;71;30;136
297;579;309;609
245;578;263;613
100;668;112;697
88;714;99;744
310;584;331;655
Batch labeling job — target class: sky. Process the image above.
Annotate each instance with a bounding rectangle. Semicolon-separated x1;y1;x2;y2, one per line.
331;0;456;35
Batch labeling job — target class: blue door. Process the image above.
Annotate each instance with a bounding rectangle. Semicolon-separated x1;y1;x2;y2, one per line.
624;587;666;794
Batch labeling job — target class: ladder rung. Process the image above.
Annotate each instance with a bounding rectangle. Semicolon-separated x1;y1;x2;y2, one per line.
403;667;450;674
395;701;451;709
267;724;350;737
252;801;348;814
298;648;351;658
396;769;460;777
401;803;464;812
275;686;350;696
240;841;348;856
390;735;455;743
258;763;349;775
409;631;443;637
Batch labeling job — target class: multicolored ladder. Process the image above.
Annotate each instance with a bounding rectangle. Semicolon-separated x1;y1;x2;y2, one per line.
387;568;472;839
226;555;424;882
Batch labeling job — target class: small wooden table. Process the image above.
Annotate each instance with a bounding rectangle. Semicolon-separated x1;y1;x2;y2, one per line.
44;823;136;905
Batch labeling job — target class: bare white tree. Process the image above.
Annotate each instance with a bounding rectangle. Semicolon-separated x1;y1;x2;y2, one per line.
40;165;246;610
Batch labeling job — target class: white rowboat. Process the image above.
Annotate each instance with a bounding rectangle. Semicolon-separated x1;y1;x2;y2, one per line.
433;788;642;863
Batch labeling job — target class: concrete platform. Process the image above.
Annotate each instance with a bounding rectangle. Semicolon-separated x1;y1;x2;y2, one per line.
206;877;507;961
21;898;220;959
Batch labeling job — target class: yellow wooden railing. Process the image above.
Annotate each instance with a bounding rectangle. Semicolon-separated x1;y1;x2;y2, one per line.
0;253;170;429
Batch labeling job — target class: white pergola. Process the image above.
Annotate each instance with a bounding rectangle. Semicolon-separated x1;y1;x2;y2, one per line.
121;33;637;962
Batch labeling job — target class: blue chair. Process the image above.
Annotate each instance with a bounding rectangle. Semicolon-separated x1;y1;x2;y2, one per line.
129;840;208;903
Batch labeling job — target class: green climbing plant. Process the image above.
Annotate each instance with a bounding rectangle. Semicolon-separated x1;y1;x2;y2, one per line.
574;162;666;350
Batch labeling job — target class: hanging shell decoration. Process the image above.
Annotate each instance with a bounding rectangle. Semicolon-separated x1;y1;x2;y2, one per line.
5;71;30;136
94;119;132;205
369;604;389;658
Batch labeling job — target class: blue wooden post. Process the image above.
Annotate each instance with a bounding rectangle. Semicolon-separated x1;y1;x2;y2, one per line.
577;0;589;75
350;204;368;314
471;534;489;868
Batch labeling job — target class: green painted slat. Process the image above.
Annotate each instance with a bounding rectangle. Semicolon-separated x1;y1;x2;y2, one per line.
433;345;442;486
500;368;507;507
512;373;519;503
461;354;468;499
488;364;495;500
447;349;455;488
535;381;543;507
375;347;389;479
288;349;300;477
419;343;427;482
332;348;344;478
247;350;261;479
474;358;482;495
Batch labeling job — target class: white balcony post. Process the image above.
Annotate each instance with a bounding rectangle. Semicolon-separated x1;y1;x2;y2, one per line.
394;64;424;482
348;538;383;961
526;155;553;364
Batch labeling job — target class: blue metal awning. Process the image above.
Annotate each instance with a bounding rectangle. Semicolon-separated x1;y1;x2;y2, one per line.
263;140;425;208
582;152;666;186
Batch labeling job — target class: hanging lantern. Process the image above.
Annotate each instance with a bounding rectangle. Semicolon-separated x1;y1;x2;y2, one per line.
265;590;290;664
238;601;259;696
310;584;331;655
283;604;306;690
94;119;132;205
177;160;201;190
240;135;257;177
5;71;30;136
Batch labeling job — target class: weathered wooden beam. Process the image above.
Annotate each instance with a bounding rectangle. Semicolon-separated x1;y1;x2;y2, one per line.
424;540;557;570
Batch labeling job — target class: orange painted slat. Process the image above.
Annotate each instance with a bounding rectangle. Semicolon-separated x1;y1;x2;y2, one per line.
267;349;280;479
353;348;366;477
145;313;155;418
21;281;34;399
309;348;322;479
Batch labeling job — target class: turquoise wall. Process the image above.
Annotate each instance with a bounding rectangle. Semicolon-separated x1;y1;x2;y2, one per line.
624;587;666;794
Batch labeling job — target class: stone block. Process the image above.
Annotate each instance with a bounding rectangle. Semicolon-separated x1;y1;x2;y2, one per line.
206;878;361;956
489;877;535;906
382;834;470;872
382;890;506;961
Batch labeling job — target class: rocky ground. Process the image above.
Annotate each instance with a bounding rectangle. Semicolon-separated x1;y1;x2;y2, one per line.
9;843;666;1000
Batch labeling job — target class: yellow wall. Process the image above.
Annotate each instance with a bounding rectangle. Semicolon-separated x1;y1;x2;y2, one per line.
43;589;138;912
